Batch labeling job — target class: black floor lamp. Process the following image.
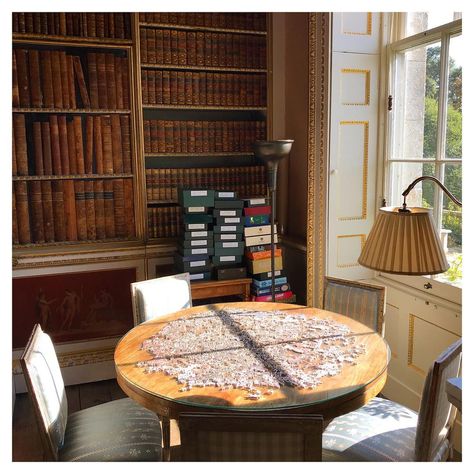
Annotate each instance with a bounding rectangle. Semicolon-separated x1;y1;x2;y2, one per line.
253;139;294;302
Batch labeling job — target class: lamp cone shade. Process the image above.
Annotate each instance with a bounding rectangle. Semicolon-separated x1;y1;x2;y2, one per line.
358;207;449;275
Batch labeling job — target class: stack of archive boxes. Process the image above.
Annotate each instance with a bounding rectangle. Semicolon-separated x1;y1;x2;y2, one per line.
174;189;215;282
243;197;295;302
212;190;246;280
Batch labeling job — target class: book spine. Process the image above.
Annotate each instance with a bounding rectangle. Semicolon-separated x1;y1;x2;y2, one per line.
28;49;42;108
12;189;19;244
111;115;124;173
39;50;54;108
162;71;170;104
66;119;77;174
120;115;132;174
140;28;148;64
163;30;171;64
30;181;45;243
51;180;66;241
178;30;187;65
84;179;96;239
39;181;54;242
115;55;124;109
51;51;64;108
12;51;20;107
97;53;107;108
58;115;70;174
121;57;130;109
187;32;196;66
103;179;116;237
148;70;156;105
49;115;62;175
15;49;31;107
113;179;125;237
101;115;114;173
141;70;148;104
156;29;164;64
84;116;94;173
66;55;77;109
104;53;116;109
170;71;177;105
13;114;29;176
155;70;163;104
63;179;78;241
94;179;106;239
87;52;99;108
74;180;87;240
73;116;85;174
147;28;156;63
59;51;70;109
171;30;179;64
15;181;31;244
157;120;166;153
73;56;91;108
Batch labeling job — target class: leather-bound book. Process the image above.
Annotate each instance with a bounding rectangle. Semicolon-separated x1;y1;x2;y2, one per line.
28;49;42;108
96;13;105;38
187;31;196;66
121;57;130;109
150;120;158;153
185;72;193;105
51;51;64;108
103;179;116;237
13;114;28;176
170;71;178;105
105;54;116;108
148;69;156;105
145;169;152;200
204;32;212;67
162;71;171;104
195;32;204;67
15;49;30;108
146;28;156;63
222;121;229;152
12;190;19;244
211;33;219;67
111;115;123;173
206;72;214;105
139;29;148;63
115;13;125;39
115;56;124;109
113;179;125;237
174;121;181;153
84;179;96;239
73;116;85;174
93;116;104;174
73;56;91;108
101;115;114;173
155;29;164;64
86;13;96;38
74;180;87;240
198;72;206;104
144;120;151;154
180;121;187;153
63;179;78;241
66;119;77;174
84;116;94;174
177;72;185;105
171;30;179;65
49;116;62;175
30;181;45;243
154;169;161;201
12;51;20;107
87;52;99;108
178;30;187;65
94;179;106;239
59;52;70;109
39;50;54;108
65;13;74;35
40;122;53;175
192;72;199;105
12;131;17;176
213;72;221;105
155;70;163;104
120;115;132;173
141;70;148;104
96;53;107;108
66;55;77;109
163;30;171;64
52;181;66;241
187;121;195;153
107;13;115;38
164;121;174;153
202;121;210;153
208;121;216;153
218;33;226;67
157;120;166;153
15;181;31;244
57;116;70;174
124;13;131;39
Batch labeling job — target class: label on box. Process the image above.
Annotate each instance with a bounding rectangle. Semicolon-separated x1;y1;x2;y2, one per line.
223;242;238;248
189;224;205;230
192;248;207;254
220;210;236;216
249;198;266;205
191;240;207;246
191;191;207;197
224;217;240;223
188;206;205;212
190;260;206;267
221;225;236;231
190;231;207;237
190;273;204;280
221;234;237;240
218;192;234;198
221;256;236;262
265;270;281;277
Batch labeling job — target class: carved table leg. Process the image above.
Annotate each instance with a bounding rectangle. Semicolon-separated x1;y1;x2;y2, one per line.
160;416;171;461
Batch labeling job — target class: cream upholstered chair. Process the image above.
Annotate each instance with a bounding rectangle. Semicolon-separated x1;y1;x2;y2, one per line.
20;325;162;462
179;412;323;461
131;272;192;325
323;338;462;462
323;276;386;334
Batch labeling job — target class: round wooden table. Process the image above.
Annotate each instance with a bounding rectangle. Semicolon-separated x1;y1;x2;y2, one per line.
115;302;389;460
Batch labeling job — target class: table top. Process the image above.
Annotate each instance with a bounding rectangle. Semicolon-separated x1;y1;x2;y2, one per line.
115;302;389;417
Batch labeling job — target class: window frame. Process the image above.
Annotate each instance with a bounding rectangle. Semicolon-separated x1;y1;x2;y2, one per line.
379;15;462;302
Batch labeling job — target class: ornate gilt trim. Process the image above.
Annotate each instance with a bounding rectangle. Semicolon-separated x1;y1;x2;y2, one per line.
340;68;371;105
342;13;373;36
307;13;330;308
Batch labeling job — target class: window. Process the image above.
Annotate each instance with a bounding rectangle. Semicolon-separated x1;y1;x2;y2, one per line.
386;14;462;288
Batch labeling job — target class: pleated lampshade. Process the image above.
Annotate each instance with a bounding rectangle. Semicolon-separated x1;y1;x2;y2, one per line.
358;207;449;275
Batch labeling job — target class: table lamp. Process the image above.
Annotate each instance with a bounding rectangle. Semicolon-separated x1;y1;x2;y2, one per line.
254;139;294;301
358;176;462;275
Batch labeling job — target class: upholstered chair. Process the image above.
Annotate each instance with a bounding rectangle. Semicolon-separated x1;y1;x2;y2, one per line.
322;338;462;462
179;412;323;461
130;272;192;325
323;276;386;334
20;325;162;462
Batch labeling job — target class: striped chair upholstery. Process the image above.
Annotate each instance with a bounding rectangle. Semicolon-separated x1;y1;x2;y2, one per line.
21;325;162;462
323;277;385;334
323;339;462;462
179;413;323;461
131;273;192;325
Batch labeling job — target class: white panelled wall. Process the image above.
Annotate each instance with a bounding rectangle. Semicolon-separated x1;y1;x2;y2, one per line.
327;12;462;455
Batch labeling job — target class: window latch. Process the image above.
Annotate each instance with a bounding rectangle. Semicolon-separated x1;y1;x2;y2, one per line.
388;95;393;111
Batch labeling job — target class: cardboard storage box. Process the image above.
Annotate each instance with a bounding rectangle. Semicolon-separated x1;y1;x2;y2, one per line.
213;209;243;218
212;255;243;266
183;214;213;224
244;233;278;247
179;189;215;207
244;224;277;237
244;197;268;207
184;222;212;231
214;199;244;209
189;271;212;282
214;224;244;234
174;254;212;272
214;232;243;242
248;256;283;274
215;266;247;280
184;230;214;240
178;245;214;257
244;215;270;226
215;190;238;200
215;216;245;225
214;241;245;256
178;238;214;249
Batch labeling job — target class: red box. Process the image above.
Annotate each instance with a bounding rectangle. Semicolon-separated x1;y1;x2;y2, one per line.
243;205;271;216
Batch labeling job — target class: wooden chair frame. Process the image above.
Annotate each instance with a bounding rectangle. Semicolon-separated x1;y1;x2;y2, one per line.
179;412;323;461
323;276;386;334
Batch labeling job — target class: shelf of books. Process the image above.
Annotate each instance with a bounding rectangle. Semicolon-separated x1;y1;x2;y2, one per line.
136;12;269;243
12;14;140;248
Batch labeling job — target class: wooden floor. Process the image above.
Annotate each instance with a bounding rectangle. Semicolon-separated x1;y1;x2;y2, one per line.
12;379;127;461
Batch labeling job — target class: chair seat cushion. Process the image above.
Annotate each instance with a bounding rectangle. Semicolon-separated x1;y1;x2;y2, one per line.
59;398;162;462
323;397;418;462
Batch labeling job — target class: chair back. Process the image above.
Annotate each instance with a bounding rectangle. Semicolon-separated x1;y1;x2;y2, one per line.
415;338;462;461
130;273;192;325
20;324;68;461
323;276;385;334
179;412;323;461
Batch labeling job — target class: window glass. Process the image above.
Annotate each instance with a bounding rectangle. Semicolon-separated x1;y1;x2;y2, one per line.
406;12;460;36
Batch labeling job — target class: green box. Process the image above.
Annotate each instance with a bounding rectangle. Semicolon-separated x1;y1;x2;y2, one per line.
213;208;243;218
179;189;215;207
189;271;212;282
214;199;244;209
179;238;214;249
184;206;209;214
183;214;213;224
214;233;243;242
215;190;238;200
184;222;212;231
184;230;214;240
178;245;214;257
215;216;245;225
214;241;245;256
214;224;244;234
174;254;212;272
212;255;243;266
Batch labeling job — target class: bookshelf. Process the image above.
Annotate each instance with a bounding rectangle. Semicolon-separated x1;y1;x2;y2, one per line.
12;13;140;248
135;12;269;243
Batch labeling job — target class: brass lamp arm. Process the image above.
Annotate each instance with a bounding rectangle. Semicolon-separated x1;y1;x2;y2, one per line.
401;175;462;211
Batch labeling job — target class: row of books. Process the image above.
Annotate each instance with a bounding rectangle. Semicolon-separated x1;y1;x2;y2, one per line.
139;28;266;69
145;166;267;202
143;120;266;154
138;13;266;31
13;178;135;245
142;70;266;107
12;13;132;39
13;49;130;110
147;206;182;239
13;114;132;177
